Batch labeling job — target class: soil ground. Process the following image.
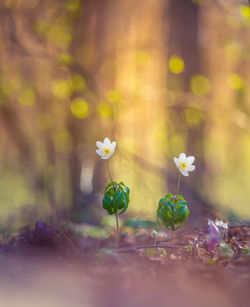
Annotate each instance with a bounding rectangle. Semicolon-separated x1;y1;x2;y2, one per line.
0;224;250;307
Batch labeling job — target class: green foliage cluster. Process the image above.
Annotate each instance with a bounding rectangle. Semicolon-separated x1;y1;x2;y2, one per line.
157;193;189;231
102;182;130;215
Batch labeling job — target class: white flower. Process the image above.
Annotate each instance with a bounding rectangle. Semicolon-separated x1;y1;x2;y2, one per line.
151;230;158;238
173;153;195;176
215;219;228;230
96;137;116;160
208;219;219;233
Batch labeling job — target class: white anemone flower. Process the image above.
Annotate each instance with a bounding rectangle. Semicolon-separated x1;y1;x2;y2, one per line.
96;137;116;160
173;153;195;176
208;219;219;233
215;219;228;230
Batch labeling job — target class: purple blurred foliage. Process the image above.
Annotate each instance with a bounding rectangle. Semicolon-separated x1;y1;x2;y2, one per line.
207;236;219;250
34;221;57;239
205;219;228;251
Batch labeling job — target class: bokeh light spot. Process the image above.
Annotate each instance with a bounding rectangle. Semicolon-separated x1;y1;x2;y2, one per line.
1;76;21;96
51;80;72;99
34;20;50;35
224;43;241;62
168;55;185;74
190;74;210;96
70;98;89;118
97;102;113;119
184;108;203;127
239;5;250;20
58;53;74;66
107;90;122;103
72;74;86;92
65;0;81;11
49;26;72;49
227;74;245;90
18;88;35;107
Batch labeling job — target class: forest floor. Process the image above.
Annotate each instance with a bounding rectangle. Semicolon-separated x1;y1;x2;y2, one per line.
0;221;250;307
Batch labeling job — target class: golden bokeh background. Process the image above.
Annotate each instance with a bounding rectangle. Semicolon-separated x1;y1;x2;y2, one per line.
0;0;250;228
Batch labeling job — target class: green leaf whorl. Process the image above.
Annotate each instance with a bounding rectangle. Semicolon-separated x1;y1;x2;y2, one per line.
102;181;130;215
156;193;189;231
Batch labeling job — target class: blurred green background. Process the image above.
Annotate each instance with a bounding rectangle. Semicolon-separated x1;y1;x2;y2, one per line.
0;0;250;228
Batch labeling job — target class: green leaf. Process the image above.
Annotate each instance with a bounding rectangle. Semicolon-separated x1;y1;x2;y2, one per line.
157;202;175;230
176;194;185;201
102;181;130;216
103;193;113;215
166;201;175;216
176;200;187;206
175;204;188;217
104;181;117;192
124;185;130;195
175;221;185;230
156;194;189;232
165;193;173;200
113;189;123;213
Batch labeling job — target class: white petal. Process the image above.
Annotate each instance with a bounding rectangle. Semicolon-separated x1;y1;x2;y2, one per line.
209;220;219;232
187;156;195;165
173;157;179;166
188;165;195;172
208;219;213;226
96;141;103;149
96;149;102;157
104;137;111;145
179;153;186;161
101;155;110;160
180;169;189;176
111;141;116;151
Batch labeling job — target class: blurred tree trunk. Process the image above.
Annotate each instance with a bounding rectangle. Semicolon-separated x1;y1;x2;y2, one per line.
166;0;206;195
67;0;109;221
167;0;200;91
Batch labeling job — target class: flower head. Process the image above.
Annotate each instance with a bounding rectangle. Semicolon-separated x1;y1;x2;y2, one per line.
206;220;220;250
173;153;195;176
206;219;228;250
96;137;116;160
151;230;158;238
206;219;219;235
215;219;228;230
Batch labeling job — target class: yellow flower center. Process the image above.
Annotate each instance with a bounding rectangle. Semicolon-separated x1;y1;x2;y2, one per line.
179;162;188;171
103;148;111;155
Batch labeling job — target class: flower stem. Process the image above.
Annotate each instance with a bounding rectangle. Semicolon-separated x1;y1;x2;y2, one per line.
106;160;119;247
171;173;181;243
170;230;174;244
115;212;119;248
176;173;181;197
106;159;113;182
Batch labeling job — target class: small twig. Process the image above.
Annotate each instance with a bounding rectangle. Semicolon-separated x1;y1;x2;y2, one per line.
115;243;183;253
170;230;174;244
115;213;119;248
